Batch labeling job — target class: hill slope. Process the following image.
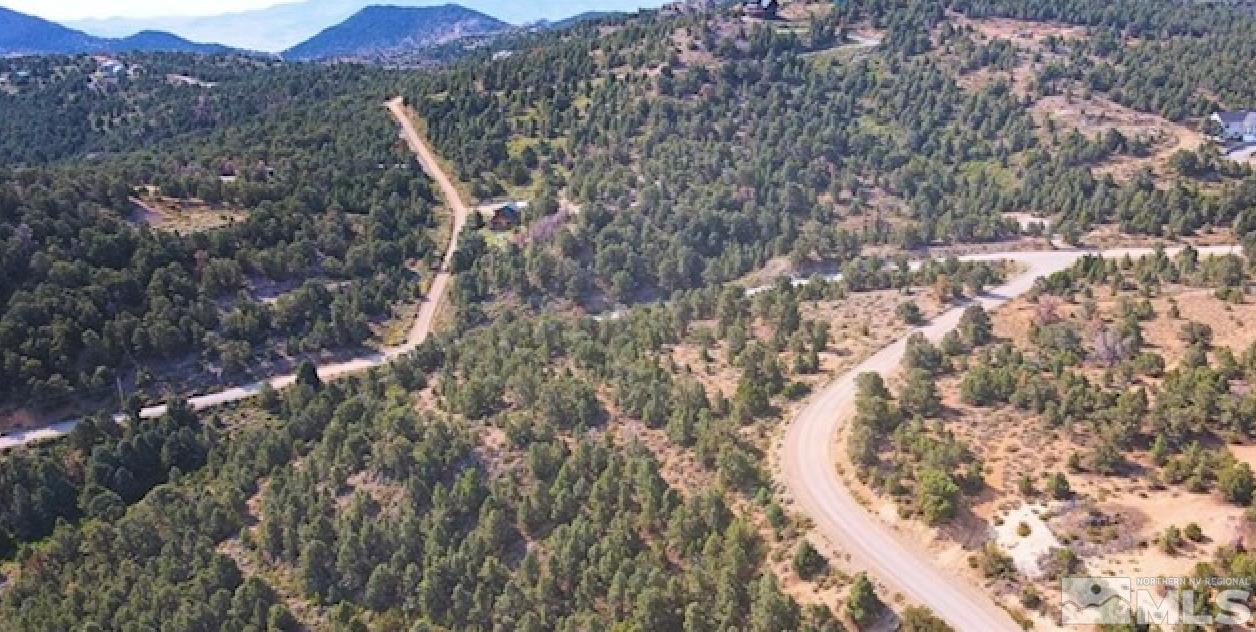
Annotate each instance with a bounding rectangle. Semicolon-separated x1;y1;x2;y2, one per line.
109;30;232;54
0;7;100;54
0;7;228;55
283;4;509;61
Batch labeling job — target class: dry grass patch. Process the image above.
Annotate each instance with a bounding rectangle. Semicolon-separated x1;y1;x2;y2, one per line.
1079;225;1235;250
670;289;945;401
944;280;1256;615
1033;94;1205;182
129;195;247;234
957;16;1088;47
826;269;1256;624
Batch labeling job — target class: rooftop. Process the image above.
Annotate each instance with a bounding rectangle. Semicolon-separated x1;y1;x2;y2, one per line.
1214;110;1256;124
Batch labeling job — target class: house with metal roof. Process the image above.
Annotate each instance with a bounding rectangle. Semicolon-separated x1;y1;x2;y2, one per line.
1211;111;1256;142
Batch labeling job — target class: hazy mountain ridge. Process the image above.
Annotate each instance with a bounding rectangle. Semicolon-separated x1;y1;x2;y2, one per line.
4;1;661;60
67;0;434;53
283;4;510;61
68;0;667;53
108;30;234;54
0;7;231;55
540;10;629;30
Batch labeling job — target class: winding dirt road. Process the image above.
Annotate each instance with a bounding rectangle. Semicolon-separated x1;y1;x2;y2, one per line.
0;106;1245;632
781;245;1240;631
386;96;470;353
0;98;469;451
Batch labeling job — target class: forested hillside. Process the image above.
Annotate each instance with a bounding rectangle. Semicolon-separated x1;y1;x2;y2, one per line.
0;244;1003;628
850;247;1256;620
3;0;1256;629
410;0;1256;309
0;327;822;630
283;5;510;62
0;59;439;412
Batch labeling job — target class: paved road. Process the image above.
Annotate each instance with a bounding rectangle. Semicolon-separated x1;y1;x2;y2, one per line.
780;244;1240;631
0;98;469;451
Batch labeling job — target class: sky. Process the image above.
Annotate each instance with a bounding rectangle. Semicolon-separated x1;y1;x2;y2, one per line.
1;0;293;20
3;0;671;52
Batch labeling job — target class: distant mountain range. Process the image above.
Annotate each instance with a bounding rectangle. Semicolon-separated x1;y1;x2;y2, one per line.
1;1;661;60
538;11;628;30
69;0;431;54
0;7;230;55
67;1;667;53
284;4;508;61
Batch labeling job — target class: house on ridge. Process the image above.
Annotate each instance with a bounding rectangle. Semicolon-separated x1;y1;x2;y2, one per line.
489;202;522;231
1211;111;1256;143
742;0;779;20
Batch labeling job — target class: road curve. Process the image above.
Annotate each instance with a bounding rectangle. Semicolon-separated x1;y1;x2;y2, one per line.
0;98;469;451
780;244;1240;631
1;137;1245;627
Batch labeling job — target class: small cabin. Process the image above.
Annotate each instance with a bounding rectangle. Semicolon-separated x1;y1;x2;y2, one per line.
490;203;522;231
1212;111;1256;143
743;0;779;19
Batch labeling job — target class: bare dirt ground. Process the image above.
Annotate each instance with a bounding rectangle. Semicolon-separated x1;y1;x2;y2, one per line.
640;287;947;614
338;470;407;513
935;278;1256;618
993;280;1256;357
672;26;718;68
948;15;1085;97
778;0;835;21
958;16;1088;45
129;195;247;233
1085;491;1254;580
943;14;1210;186
1033;94;1206;182
1080;225;1235;250
737;256;798;289
670;289;946;401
